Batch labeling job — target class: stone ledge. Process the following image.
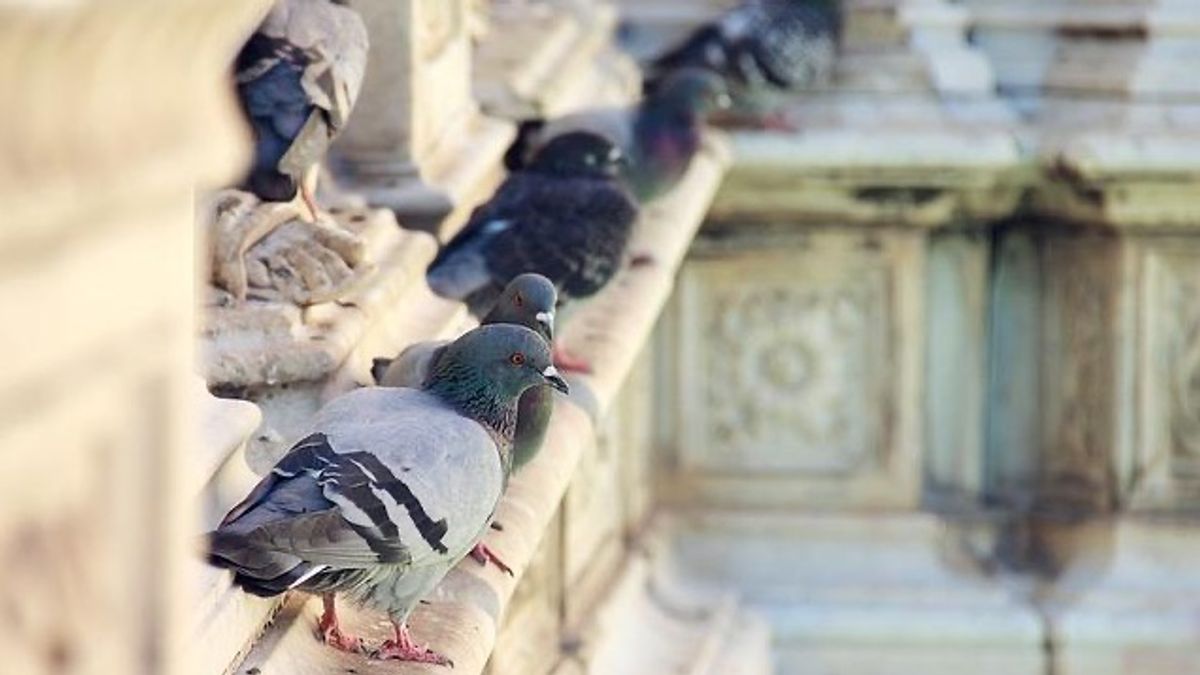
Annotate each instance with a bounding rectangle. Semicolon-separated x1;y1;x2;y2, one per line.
229;140;731;675
711;99;1025;227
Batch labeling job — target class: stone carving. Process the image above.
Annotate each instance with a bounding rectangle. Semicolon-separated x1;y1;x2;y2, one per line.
1165;264;1200;472
205;190;370;306
686;258;891;476
1038;237;1118;516
1145;249;1200;485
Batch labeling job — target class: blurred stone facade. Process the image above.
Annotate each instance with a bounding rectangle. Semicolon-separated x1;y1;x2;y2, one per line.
4;1;1200;675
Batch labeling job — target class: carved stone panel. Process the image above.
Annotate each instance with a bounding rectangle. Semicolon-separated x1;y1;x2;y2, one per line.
1036;233;1120;517
1129;239;1200;510
666;227;924;510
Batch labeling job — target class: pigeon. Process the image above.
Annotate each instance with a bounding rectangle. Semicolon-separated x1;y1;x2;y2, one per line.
371;274;559;575
644;0;838;131
503;68;729;202
234;0;368;220
207;324;569;664
427;131;637;374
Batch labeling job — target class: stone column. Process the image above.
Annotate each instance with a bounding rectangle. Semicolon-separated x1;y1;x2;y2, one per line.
336;0;513;235
0;1;268;673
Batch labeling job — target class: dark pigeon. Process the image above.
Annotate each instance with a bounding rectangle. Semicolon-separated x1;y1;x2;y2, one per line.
428;131;640;316
644;0;839;130
234;0;368;214
208;324;568;664
503;68;729;202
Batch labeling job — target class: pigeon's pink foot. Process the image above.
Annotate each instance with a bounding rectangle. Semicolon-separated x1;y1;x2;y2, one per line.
713;109;798;133
630;252;656;268
373;622;453;666
470;541;514;576
316;595;362;653
755;111;799;133
552;345;592;374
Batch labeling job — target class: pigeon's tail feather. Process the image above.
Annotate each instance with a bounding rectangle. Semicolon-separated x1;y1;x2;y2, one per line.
370;357;393;385
504;119;548;171
206;530;310;598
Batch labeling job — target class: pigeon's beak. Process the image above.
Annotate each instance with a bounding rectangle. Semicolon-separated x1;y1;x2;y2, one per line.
542;365;569;394
535;310;554;341
715;92;733;110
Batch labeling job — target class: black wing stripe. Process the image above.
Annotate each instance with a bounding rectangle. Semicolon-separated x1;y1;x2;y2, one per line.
344;450;449;554
275;432;449;555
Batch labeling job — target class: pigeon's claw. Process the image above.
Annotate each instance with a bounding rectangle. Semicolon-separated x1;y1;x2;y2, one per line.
552;346;592;374
756;110;799;133
316;595;363;654
373;622;453;666
469;542;514;576
299;182;320;224
630;252;656;268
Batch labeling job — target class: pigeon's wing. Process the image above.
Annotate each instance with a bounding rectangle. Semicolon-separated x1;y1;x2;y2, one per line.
313;388;507;561
208;433;414;595
744;0;838;90
427;172;550;303
285;0;368;131
477;176;638;302
375;341;449;388
646;0;837;99
240;0;369;182
547;179;639;301
235;32;313;199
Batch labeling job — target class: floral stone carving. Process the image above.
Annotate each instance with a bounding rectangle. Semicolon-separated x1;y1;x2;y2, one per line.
680;254;892;477
205;190;370;306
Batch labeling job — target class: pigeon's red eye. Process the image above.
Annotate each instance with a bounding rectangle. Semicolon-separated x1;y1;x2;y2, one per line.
509;352;526;366
513;293;524;307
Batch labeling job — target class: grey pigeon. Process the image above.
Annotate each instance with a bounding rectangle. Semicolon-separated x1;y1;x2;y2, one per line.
235;0;368;219
208;324;568;664
372;274;559;575
429;132;639;324
644;0;838;131
503;69;729;202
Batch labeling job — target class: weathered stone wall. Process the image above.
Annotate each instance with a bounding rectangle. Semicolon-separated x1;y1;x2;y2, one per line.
8;1;1200;674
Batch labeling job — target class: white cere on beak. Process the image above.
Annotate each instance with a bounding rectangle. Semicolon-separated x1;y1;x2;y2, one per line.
542;365;560;378
535;310;554;325
608;147;622;162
